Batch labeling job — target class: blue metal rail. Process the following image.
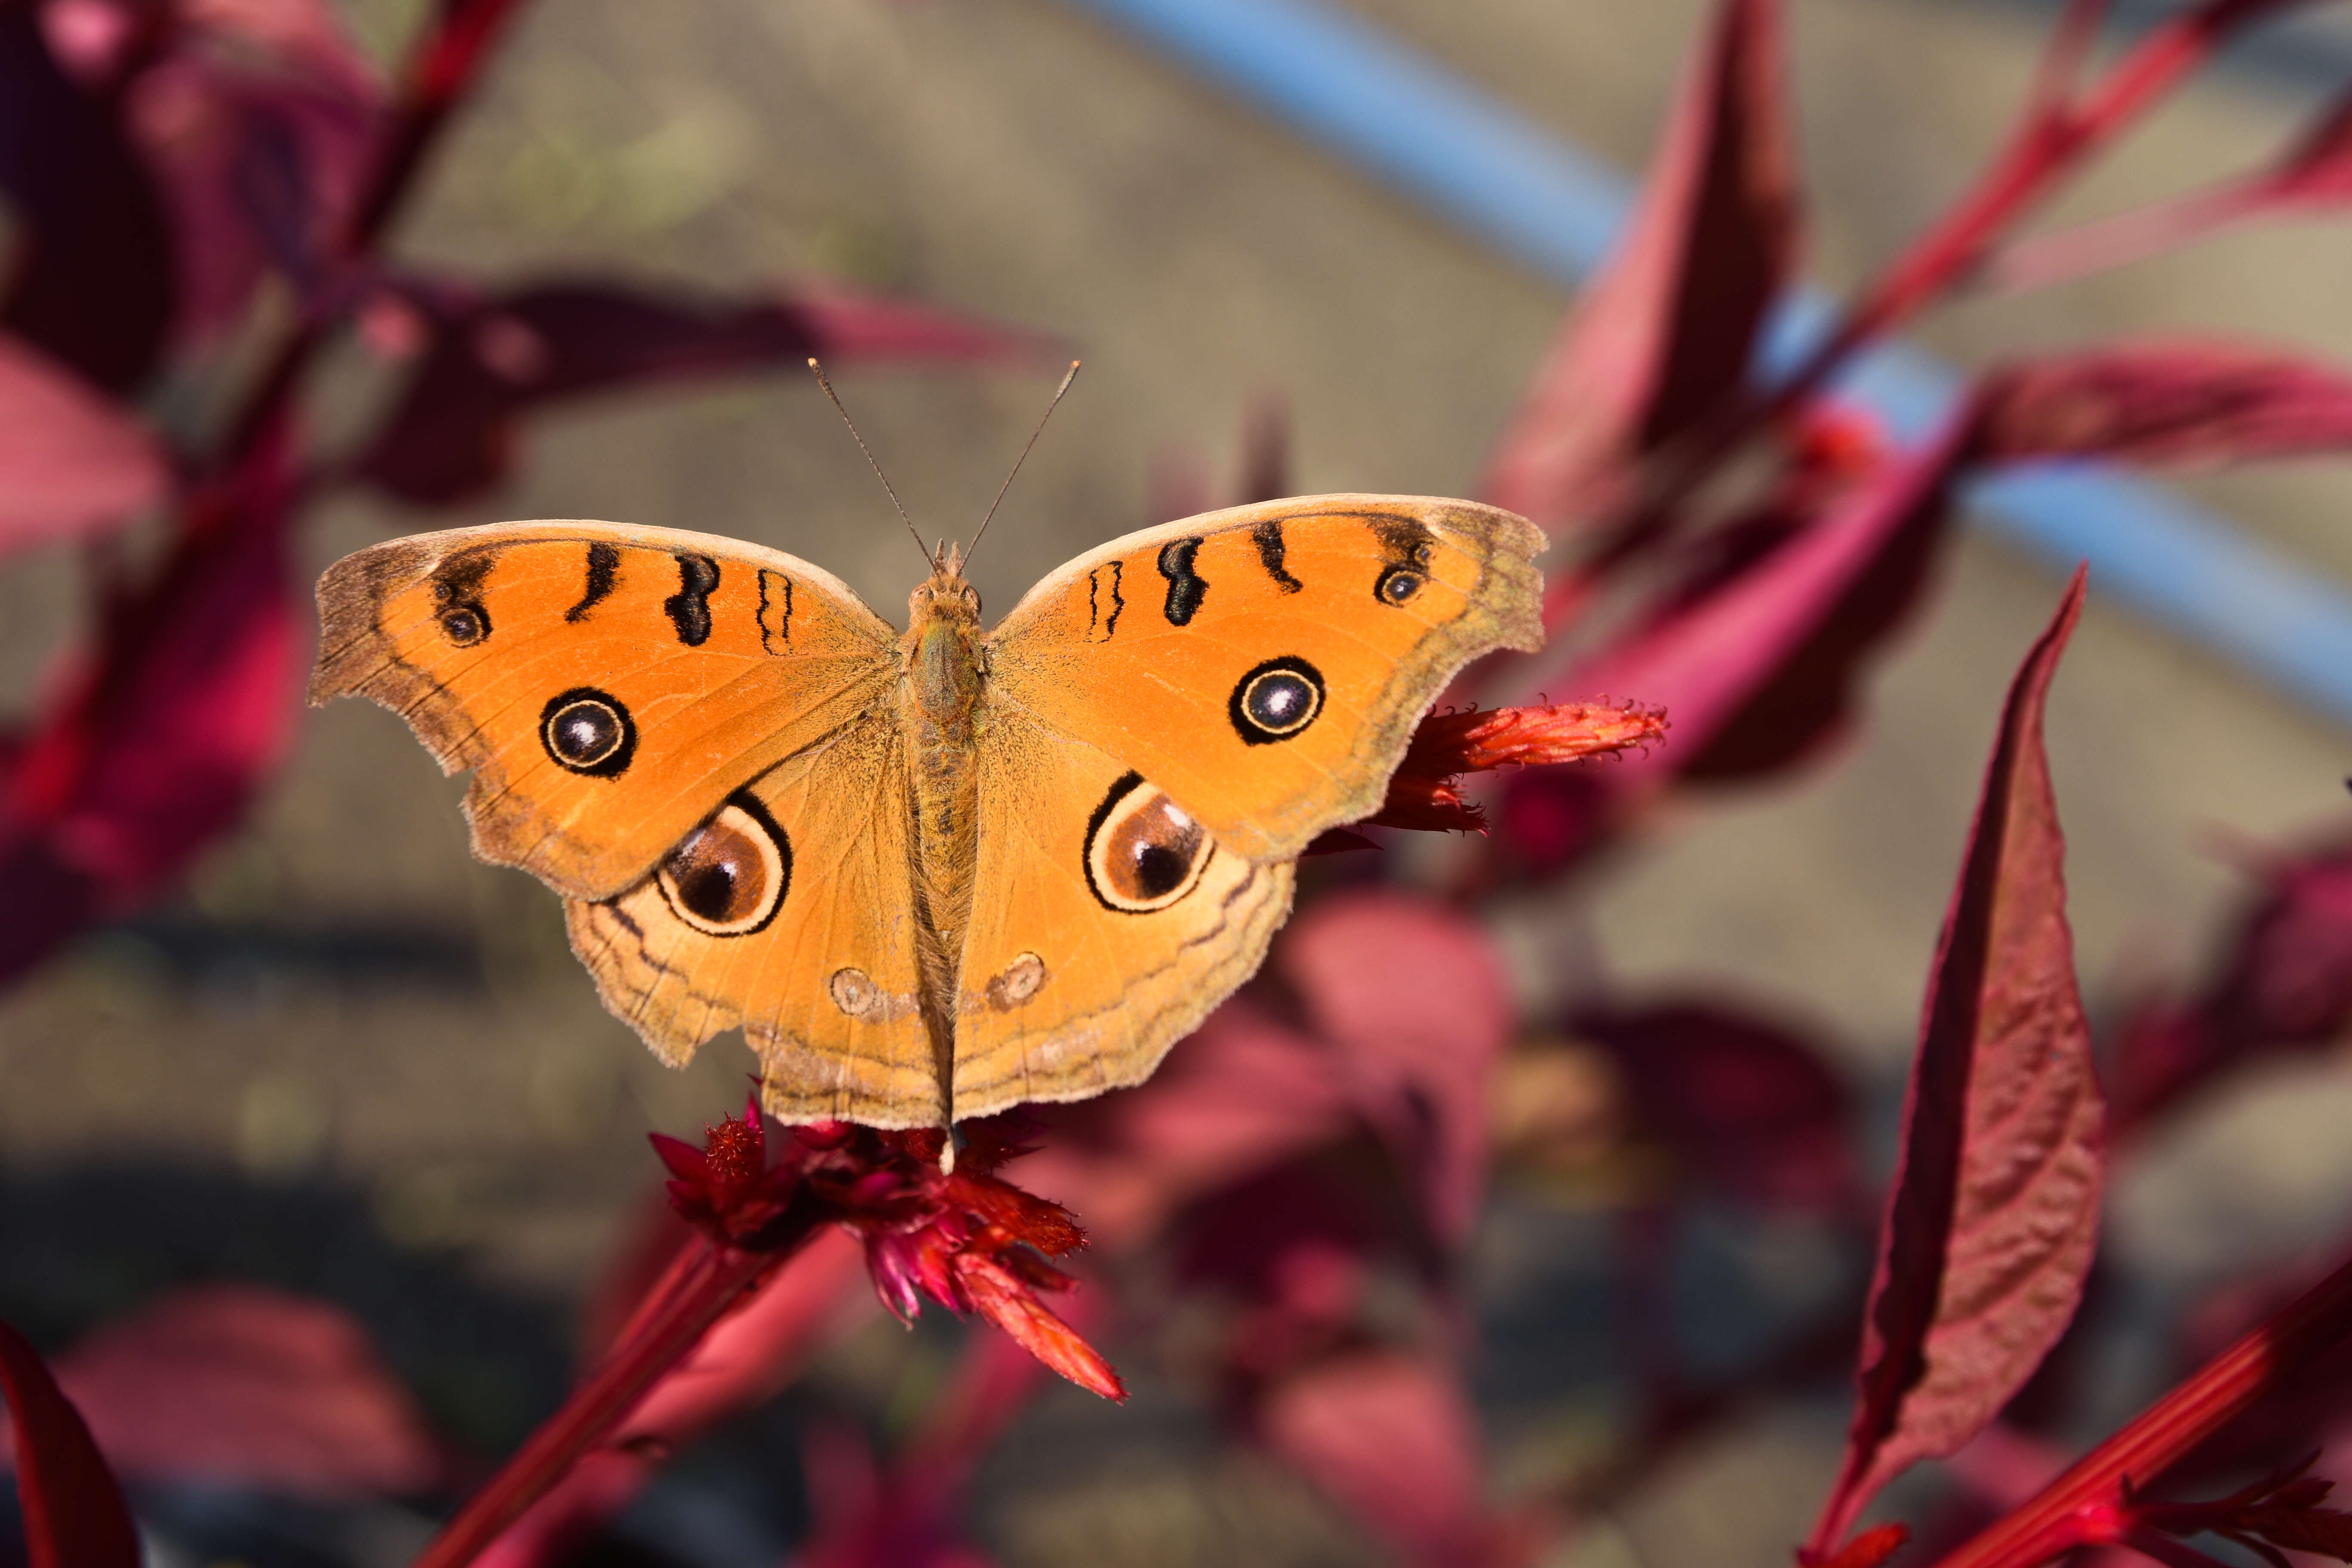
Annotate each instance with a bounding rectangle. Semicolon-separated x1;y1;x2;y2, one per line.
1067;0;2352;727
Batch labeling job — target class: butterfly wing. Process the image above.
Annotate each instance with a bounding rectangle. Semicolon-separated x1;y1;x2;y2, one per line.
949;493;1542;1119
311;520;897;899
314;520;942;1125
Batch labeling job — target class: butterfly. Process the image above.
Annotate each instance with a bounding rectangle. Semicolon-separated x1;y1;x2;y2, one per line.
310;493;1543;1133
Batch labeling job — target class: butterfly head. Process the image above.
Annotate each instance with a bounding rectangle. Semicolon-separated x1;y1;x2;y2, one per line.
911;540;982;624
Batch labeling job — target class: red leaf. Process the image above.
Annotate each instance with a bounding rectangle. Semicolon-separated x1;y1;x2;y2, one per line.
1483;0;1797;535
43;1284;440;1497
1976;343;2352;467
1563;408;1969;791
0;334;168;557
1257;1350;1492;1567
1578;1002;1859;1212
1276;891;1516;1242
350;282;1052;504
1808;571;2103;1551
0;1316;138;1568
0;427;301;981
0;7;177;392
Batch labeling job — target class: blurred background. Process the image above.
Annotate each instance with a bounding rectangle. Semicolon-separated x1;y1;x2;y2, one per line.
8;0;2352;1563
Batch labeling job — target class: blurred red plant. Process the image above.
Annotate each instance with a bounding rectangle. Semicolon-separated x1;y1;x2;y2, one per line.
15;0;2352;1565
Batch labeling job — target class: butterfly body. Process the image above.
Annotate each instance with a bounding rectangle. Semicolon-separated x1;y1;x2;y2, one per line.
311;496;1544;1131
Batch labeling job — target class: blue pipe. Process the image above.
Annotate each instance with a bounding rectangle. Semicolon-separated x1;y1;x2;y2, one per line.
1067;0;2352;728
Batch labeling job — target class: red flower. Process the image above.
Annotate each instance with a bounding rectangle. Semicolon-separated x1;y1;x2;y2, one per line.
653;1102;1123;1401
1357;700;1669;836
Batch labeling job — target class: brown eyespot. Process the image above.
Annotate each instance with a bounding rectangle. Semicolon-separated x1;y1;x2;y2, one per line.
540;688;636;777
657;794;790;936
1375;565;1424;605
1084;772;1211;914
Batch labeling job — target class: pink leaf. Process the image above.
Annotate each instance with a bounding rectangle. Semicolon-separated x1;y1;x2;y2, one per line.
0;6;177;391
350;282;1054;504
1976;343;2352;467
1579;1002;1859;1212
0;425;301;981
0;1316;139;1568
1276;891;1517;1242
1483;0;1797;535
41;1284;440;1497
0;334;168;557
1257;1350;1493;1568
1809;570;2103;1553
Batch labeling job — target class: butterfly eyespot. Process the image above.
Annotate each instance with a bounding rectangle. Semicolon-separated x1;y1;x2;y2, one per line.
540;688;637;777
1229;656;1326;746
830;967;883;1019
1084;772;1212;914
987;952;1047;1009
1375;567;1424;605
440;606;489;645
657;795;789;937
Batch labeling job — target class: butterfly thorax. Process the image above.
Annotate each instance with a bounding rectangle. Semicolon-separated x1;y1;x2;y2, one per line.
897;554;987;1118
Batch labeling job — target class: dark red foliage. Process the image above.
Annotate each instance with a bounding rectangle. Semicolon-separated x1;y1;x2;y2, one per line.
0;6;176;392
1577;1002;1860;1213
0;425;301;984
1811;573;2103;1555
2109;833;2352;1135
1974;344;2352;467
1484;0;1796;536
0;1317;140;1568
348;282;1054;505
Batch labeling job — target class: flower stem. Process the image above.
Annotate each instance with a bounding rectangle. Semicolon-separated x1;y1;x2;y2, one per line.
412;1223;819;1568
1926;1246;2352;1568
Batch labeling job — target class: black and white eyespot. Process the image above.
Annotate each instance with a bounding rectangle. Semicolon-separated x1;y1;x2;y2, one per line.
440;605;489;645
540;687;637;777
1083;772;1212;914
1228;656;1326;746
657;793;790;937
1374;565;1425;606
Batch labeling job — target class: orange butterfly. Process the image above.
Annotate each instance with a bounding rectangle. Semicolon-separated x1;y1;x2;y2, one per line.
311;493;1541;1132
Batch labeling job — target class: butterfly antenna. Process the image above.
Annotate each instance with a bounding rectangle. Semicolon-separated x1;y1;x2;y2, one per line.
965;360;1080;566
808;357;929;567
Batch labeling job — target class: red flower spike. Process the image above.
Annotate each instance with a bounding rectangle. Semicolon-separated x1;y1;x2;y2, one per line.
1356;701;1669;836
1802;1522;1910;1568
952;1252;1126;1402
